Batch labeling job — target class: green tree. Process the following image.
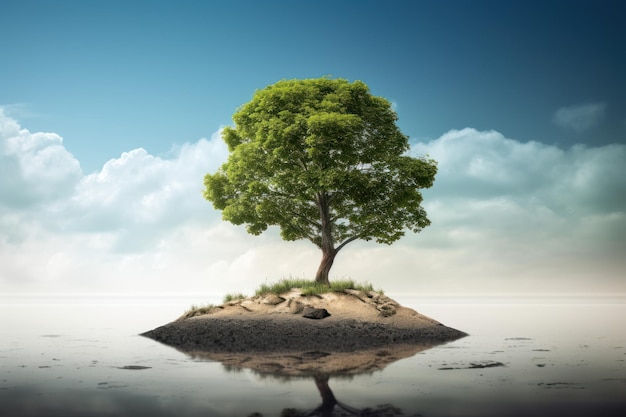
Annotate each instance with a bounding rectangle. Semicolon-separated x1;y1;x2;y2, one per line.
204;77;437;285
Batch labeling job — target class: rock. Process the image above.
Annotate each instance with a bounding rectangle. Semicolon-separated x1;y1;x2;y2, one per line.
343;289;370;303
377;302;397;317
287;300;305;314
367;291;381;301
262;294;285;305
302;307;331;320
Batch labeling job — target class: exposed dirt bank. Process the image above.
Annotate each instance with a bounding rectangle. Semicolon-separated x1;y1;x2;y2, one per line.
141;289;467;356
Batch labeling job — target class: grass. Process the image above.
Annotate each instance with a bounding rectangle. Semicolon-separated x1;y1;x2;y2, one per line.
186;293;247;315
254;278;381;297
184;303;215;316
222;292;247;303
255;278;313;296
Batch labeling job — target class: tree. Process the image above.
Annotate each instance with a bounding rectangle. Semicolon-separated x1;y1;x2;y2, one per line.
203;77;437;285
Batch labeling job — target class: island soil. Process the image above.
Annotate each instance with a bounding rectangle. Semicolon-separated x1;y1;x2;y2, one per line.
142;289;467;355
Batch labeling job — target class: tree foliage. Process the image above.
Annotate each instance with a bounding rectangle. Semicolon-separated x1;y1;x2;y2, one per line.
204;77;437;284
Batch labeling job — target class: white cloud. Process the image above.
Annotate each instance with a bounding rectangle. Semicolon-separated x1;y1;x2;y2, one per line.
0;109;82;210
0;113;624;296
553;102;606;132
412;128;626;216
399;128;626;292
0;113;232;294
38;129;229;253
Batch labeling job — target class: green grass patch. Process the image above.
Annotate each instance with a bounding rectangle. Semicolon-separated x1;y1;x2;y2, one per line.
255;278;313;296
184;303;215;316
254;278;381;297
222;292;247;303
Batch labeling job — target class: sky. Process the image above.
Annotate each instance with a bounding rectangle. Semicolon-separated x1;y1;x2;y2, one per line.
1;0;624;298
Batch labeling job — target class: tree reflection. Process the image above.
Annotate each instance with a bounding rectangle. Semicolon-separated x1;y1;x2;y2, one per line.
270;374;421;417
184;345;434;416
320;374;370;416
312;375;352;416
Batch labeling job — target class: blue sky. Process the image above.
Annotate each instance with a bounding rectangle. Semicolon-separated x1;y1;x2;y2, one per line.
1;0;624;297
3;0;623;172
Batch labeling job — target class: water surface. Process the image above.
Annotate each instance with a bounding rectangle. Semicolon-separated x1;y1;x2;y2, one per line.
1;294;624;416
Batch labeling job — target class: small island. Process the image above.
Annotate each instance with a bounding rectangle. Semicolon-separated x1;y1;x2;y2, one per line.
142;280;466;376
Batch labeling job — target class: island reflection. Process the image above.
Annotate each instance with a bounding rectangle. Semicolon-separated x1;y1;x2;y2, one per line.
182;343;439;416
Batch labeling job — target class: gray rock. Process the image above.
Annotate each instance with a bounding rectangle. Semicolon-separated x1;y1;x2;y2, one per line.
302;307;331;320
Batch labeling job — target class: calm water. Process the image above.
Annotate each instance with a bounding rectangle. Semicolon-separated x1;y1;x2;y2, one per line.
1;294;625;416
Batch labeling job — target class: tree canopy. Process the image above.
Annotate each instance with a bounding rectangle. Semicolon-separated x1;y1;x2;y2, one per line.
204;77;437;284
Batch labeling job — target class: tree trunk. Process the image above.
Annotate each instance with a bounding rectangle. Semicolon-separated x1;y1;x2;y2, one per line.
315;248;336;286
316;192;335;285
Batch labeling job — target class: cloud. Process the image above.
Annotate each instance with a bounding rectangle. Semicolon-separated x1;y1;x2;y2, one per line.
553;102;606;132
0;112;231;294
0;109;82;210
0;103;42;120
55;134;228;252
1;113;624;296
402;128;626;292
411;128;626;216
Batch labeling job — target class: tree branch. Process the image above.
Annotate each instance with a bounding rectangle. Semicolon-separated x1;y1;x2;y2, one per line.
284;207;322;230
335;235;360;253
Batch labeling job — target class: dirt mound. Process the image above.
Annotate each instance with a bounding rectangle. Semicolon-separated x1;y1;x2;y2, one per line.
142;289;467;354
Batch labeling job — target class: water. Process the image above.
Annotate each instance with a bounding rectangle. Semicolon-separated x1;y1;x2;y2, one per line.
1;294;625;416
